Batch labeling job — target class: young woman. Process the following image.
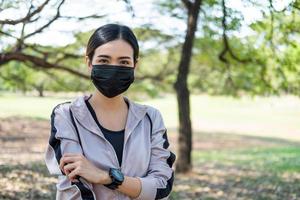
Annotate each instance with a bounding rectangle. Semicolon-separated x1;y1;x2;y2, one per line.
44;23;176;200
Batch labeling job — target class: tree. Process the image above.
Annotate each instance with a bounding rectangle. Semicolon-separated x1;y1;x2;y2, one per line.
159;0;300;173
173;0;202;172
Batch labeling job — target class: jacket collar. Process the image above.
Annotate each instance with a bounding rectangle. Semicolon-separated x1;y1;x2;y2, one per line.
69;94;148;142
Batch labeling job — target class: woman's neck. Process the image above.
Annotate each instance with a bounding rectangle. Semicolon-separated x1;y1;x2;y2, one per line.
89;90;125;112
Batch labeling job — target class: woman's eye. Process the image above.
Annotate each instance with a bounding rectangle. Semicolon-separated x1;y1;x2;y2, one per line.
120;60;130;65
98;59;108;63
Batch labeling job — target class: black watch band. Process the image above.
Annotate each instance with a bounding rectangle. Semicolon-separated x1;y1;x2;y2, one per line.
104;168;124;190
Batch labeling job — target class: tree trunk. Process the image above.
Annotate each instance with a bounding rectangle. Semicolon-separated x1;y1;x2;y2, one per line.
34;83;45;97
37;86;44;97
174;0;201;173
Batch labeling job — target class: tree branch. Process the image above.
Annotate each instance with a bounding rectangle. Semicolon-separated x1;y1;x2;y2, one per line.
268;0;295;13
0;0;50;25
181;0;192;10
219;0;251;63
119;0;135;17
0;30;18;39
23;43;83;64
0;52;89;79
61;14;106;21
0;51;167;82
24;0;65;39
0;0;147;83
219;0;277;92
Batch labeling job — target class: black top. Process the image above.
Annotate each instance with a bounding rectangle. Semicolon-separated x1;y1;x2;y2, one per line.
85;95;128;167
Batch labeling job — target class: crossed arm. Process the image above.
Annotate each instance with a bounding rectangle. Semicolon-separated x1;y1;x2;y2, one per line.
59;153;142;198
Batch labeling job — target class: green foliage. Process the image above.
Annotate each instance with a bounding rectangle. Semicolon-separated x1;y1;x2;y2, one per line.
156;0;186;20
1;0;299;97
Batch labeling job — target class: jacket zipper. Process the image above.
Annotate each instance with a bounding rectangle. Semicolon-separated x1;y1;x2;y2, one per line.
101;123;130;172
101;136;122;170
103;135;123;199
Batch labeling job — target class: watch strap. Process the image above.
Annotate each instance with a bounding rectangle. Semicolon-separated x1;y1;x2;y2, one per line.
104;168;123;190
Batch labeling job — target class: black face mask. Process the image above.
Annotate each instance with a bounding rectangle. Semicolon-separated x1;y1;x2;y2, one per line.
91;64;135;98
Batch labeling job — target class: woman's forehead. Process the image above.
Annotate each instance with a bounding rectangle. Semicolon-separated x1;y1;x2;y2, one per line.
94;39;133;58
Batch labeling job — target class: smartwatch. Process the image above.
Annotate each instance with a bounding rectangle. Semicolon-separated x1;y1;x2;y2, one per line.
104;168;124;190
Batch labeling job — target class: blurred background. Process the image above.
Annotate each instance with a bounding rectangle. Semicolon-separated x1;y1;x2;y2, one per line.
0;0;300;199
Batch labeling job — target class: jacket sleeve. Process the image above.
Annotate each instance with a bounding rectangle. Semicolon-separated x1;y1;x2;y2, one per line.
44;103;95;200
134;108;176;200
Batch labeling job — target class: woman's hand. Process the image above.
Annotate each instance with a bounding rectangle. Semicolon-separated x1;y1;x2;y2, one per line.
59;153;111;184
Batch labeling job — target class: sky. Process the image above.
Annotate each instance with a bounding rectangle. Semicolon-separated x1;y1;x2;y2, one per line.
1;0;185;46
0;0;292;47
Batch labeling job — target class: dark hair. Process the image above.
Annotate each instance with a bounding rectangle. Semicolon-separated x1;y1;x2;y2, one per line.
86;23;139;64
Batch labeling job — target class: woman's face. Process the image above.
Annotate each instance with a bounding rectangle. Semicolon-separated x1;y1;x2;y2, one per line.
87;39;136;72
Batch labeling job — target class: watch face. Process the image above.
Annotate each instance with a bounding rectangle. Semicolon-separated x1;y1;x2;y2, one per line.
111;168;124;182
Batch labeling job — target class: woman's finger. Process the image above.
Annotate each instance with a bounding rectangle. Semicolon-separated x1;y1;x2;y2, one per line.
68;168;80;180
59;158;65;172
64;162;77;173
59;156;79;171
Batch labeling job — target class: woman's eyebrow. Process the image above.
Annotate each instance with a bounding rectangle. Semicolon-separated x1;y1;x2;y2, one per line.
97;55;111;58
118;56;131;60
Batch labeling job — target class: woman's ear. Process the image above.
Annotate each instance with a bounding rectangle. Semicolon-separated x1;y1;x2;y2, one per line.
134;59;139;69
86;56;92;72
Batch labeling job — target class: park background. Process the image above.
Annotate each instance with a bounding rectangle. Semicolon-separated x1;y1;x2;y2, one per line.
0;0;299;199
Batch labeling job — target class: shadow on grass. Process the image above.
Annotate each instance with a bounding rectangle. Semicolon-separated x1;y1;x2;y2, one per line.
170;132;300;200
0;161;56;200
1;116;300;200
172;166;300;200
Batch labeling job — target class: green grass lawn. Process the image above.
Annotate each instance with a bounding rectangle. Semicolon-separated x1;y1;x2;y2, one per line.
144;94;300;141
0;93;74;119
193;146;300;173
1;92;299;141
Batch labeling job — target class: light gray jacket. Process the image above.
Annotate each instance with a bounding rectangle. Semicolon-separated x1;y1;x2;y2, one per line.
44;94;176;200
